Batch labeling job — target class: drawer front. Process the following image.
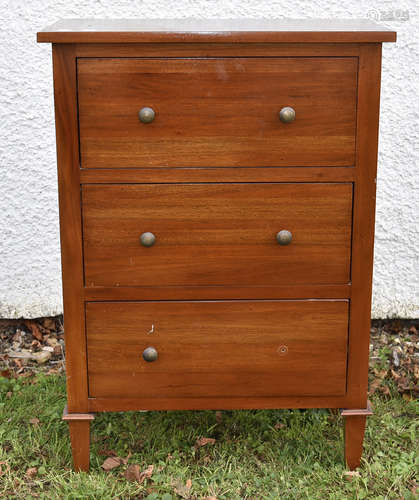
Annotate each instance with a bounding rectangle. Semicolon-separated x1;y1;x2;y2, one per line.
83;183;353;287
78;57;357;168
86;300;349;399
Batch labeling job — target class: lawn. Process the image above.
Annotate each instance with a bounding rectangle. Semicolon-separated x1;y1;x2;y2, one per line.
0;374;417;499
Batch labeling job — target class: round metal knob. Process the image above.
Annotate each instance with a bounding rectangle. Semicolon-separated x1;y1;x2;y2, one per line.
140;232;156;247
279;107;296;124
142;347;158;362
138;107;155;124
276;230;292;246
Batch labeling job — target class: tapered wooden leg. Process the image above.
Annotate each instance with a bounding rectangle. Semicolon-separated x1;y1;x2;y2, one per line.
340;401;373;470
343;415;367;469
62;405;95;472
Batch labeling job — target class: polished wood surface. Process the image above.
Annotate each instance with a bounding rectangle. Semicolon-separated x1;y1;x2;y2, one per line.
80;166;355;184
83;284;351;301
88;395;349;412
83;183;353;287
68;421;91;472
52;45;88;414
343;415;368;470
62;405;94;471
39;20;395;471
74;42;362;58
86;300;349;399
37;19;396;44
346;44;383;409
78;57;357;168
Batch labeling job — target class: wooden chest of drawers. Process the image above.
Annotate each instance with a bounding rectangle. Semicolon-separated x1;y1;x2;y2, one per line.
37;19;396;472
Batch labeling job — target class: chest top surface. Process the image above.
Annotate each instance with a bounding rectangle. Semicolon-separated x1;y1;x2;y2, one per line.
37;18;396;44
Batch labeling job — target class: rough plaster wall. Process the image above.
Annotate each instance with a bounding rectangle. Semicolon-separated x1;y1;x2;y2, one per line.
0;0;417;318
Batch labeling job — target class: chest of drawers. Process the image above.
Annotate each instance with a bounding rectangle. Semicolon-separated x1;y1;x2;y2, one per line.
37;19;396;471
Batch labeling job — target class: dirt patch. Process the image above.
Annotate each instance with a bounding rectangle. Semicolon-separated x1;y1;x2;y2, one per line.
0;316;65;377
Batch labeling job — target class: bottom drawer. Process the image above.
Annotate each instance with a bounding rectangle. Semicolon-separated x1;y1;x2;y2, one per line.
86;300;349;399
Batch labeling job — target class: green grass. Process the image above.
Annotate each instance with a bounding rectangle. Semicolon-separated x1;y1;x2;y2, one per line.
0;374;417;500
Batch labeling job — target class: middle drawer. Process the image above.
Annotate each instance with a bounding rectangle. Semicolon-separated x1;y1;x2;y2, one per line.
82;183;352;288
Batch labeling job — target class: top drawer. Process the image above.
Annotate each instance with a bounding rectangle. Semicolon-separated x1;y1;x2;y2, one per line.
78;57;357;168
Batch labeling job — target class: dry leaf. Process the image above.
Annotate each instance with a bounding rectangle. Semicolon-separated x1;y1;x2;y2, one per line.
25;467;37;479
24;320;43;341
42;318;56;330
125;464;153;484
202;497;219;500
195;437;216;448
13;358;23;368
29;418;40;425
53;345;62;356
173;478;192;498
139;464;154;483
373;368;388;379
368;378;382;395
124;464;140;482
274;422;285;430
379;384;390;396
101;456;122;471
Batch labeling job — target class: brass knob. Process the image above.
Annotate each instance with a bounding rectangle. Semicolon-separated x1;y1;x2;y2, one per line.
276;230;292;245
140;232;156;247
142;347;158;362
138;107;155;124
279;107;296;123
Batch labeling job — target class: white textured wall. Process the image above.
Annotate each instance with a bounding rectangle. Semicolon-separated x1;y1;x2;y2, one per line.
0;0;418;318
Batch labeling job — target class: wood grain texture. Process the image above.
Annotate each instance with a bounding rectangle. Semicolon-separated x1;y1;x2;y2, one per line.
83;284;351;301
39;31;395;471
86;300;349;399
74;42;362;58
52;44;88;413
37;19;396;44
62;404;94;471
343;415;368;470
89;395;350;412
78;57;357;168
346;44;383;409
82;183;353;287
68;420;91;472
80;166;355;184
